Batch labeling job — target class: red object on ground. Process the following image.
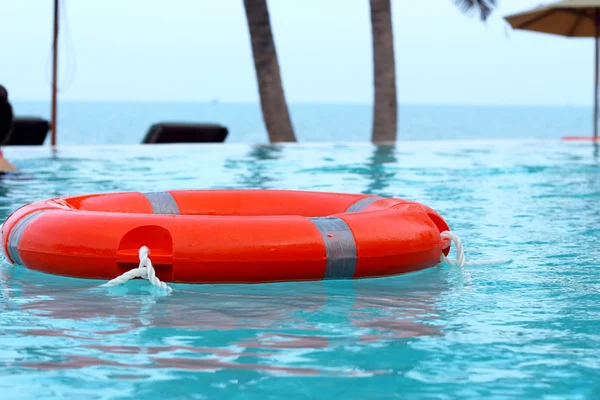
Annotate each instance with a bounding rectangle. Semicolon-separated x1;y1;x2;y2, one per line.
1;190;451;284
561;136;600;141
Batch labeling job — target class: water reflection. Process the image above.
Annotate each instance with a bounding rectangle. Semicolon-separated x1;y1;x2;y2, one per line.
0;263;448;377
0;175;12;209
363;144;398;197
224;144;283;189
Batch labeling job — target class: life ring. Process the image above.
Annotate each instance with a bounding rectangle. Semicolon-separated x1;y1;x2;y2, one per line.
1;190;451;284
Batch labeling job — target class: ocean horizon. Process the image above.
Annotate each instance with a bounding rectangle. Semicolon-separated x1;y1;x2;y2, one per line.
9;101;597;145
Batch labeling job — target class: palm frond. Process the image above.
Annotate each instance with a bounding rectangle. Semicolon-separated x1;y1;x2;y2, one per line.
453;0;497;21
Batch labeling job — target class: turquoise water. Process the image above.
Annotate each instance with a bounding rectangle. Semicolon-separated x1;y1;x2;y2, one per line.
1;140;599;399
11;101;596;144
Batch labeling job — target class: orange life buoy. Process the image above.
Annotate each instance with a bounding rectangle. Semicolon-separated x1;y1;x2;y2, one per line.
1;190;451;284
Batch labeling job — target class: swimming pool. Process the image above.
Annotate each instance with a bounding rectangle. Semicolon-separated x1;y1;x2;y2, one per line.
1;140;598;399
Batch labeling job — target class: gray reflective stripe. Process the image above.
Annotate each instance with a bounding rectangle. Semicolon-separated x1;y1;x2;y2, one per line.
345;196;383;213
7;210;49;266
143;192;180;214
309;216;357;280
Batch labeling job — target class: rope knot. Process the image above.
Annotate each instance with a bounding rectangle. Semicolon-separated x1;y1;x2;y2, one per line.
101;246;172;293
138;246;150;266
440;231;465;267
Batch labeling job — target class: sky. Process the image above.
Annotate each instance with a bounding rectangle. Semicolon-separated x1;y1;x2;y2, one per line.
0;0;595;106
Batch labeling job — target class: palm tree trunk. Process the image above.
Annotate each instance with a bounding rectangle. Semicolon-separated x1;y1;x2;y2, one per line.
370;0;397;143
243;0;296;143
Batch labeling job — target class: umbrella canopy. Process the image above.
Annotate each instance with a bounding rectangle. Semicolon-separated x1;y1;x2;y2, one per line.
506;0;600;36
505;0;600;138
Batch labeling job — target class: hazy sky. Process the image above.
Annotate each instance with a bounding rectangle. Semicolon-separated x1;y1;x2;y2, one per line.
0;0;595;106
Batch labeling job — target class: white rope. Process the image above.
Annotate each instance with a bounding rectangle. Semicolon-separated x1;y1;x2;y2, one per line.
101;246;173;293
439;231;512;267
97;232;506;292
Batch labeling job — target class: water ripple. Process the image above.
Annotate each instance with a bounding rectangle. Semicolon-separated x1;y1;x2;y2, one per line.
0;141;599;399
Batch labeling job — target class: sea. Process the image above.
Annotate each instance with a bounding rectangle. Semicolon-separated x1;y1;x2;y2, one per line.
10;101;596;144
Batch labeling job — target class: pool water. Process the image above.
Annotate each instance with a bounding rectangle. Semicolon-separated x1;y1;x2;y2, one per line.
0;140;599;399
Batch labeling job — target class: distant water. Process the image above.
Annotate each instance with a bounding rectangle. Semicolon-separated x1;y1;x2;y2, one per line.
10;101;596;144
